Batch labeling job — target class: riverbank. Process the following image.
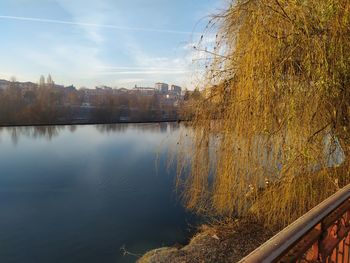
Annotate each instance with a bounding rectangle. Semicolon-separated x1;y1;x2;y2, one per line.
0;119;182;128
138;219;275;263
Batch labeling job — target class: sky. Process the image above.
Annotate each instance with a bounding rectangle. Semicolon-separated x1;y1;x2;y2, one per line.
0;0;226;89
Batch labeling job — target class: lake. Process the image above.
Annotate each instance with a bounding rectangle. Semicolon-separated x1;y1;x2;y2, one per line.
0;123;195;263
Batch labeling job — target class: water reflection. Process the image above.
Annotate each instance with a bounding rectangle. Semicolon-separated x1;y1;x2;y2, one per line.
0;122;193;263
0;125;67;145
0;122;180;145
95;123;129;134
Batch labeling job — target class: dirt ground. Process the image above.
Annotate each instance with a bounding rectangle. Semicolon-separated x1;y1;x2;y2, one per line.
138;219;275;263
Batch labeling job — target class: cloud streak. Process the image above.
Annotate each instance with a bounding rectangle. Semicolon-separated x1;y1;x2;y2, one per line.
98;70;191;75
0;15;199;35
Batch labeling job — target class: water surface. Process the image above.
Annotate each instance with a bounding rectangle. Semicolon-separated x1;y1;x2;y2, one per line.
0;123;194;263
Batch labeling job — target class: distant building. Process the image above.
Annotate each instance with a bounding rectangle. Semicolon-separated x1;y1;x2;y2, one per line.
171;85;182;95
96;85;113;91
155;82;169;94
20;82;37;90
0;79;8;90
65;85;76;92
113;88;128;95
54;84;65;89
133;85;156;96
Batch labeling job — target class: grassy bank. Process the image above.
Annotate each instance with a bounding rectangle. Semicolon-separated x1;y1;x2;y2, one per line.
138;219;275;263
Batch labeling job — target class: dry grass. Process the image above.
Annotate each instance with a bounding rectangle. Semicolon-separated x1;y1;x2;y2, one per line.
138;218;274;263
176;0;350;228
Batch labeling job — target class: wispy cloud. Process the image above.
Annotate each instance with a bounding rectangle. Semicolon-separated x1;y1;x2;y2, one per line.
97;66;190;70
0;0;217;89
98;70;191;75
0;15;199;35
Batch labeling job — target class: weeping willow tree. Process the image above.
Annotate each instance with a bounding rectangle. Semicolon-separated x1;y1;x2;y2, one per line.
177;0;350;227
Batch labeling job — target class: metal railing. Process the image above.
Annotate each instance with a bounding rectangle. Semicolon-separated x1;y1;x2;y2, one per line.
239;184;350;263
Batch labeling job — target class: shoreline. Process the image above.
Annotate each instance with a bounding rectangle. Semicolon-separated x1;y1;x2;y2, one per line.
0;119;183;128
138;219;274;263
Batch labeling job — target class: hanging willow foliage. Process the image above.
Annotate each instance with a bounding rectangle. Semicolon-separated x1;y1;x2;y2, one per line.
177;0;350;227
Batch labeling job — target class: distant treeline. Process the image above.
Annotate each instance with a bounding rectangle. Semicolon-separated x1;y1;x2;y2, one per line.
0;76;198;126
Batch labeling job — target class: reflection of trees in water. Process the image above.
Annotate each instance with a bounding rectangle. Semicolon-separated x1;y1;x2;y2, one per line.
69;125;77;133
95;124;129;134
133;122;180;133
0;125;70;145
95;122;180;135
31;126;64;140
159;122;168;133
0;127;4;143
0;122;181;144
168;122;180;132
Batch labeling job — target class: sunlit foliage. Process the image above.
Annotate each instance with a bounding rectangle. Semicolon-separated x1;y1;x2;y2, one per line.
177;0;350;227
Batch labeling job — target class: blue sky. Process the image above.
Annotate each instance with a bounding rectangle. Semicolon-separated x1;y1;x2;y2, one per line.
0;0;226;89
